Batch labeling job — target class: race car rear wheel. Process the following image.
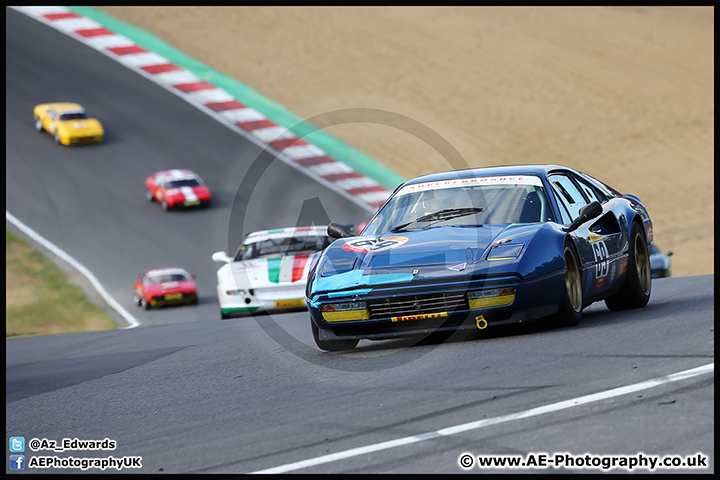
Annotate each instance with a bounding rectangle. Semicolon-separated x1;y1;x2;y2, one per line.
35;117;43;132
553;241;583;327
311;318;359;351
605;222;651;311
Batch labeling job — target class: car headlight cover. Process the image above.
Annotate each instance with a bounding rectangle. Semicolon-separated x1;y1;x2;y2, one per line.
321;301;370;322
468;287;515;309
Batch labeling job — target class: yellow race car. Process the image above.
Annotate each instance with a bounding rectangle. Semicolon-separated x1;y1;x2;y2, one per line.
33;102;104;145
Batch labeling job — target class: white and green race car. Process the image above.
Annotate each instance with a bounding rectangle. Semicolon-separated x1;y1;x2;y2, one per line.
211;226;332;319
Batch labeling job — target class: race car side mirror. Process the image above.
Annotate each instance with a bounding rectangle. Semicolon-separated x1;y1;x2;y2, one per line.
328;222;353;239
568;201;603;231
211;251;232;263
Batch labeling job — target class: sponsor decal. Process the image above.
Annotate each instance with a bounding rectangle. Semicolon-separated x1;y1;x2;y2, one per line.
619;259;628;277
448;262;467;271
342;236;409;253
165;293;183;300
591;239;610;291
391;311;447;322
589;233;603;243
274;298;305;308
396;175;543;196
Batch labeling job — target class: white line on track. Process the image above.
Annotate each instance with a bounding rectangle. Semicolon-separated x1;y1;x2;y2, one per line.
250;363;714;474
6;210;140;329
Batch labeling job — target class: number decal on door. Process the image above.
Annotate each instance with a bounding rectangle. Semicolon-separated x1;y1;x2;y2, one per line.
592;240;609;290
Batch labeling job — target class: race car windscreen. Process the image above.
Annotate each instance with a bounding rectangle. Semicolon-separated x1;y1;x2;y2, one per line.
362;176;550;236
238;235;333;260
165;178;201;188
146;273;190;284
59;112;89;121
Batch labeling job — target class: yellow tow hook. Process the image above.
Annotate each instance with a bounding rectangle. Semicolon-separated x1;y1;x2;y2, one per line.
475;315;488;330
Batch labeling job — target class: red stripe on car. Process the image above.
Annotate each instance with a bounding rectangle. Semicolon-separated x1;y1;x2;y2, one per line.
292;255;310;283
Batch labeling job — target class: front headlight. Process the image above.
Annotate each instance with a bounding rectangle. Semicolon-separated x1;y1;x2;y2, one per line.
320;301;370;322
467;287;515;309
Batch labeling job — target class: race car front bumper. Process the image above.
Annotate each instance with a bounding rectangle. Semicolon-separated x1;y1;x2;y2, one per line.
308;269;565;342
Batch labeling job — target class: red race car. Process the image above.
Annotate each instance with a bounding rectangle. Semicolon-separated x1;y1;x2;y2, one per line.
134;267;198;309
145;169;212;211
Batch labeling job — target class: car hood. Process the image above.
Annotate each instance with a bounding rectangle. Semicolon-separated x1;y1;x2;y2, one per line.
60;118;103;134
312;224;561;294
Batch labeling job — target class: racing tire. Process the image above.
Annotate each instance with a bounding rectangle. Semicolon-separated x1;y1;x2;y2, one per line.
141;298;151;310
311;318;359;351
54;131;62;145
161;199;170;211
553;240;583;327
605;222;651;311
146;190;155;202
35;117;44;132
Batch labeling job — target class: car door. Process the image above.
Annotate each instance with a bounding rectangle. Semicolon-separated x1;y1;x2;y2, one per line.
550;171;624;299
134;275;146;301
45;109;58;133
153;174;165;201
548;172;603;299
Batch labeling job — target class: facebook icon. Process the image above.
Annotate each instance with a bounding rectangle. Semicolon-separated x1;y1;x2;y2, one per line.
10;455;25;470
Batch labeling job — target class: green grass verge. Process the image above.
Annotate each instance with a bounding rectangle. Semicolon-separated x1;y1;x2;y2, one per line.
6;229;118;338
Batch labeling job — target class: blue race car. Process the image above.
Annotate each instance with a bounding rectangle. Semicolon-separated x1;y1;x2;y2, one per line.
306;164;654;351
